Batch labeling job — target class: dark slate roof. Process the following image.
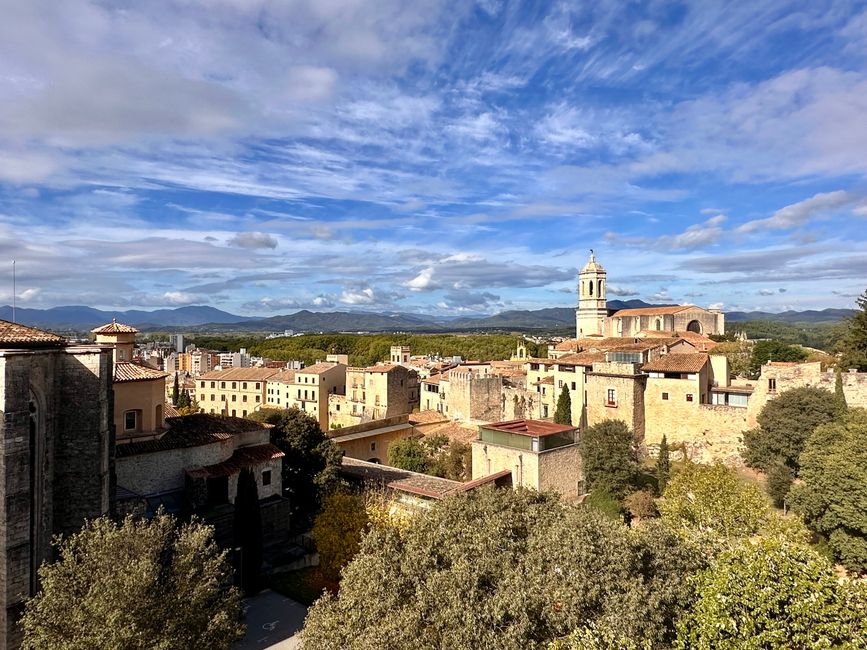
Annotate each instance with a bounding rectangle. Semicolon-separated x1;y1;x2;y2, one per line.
116;414;268;457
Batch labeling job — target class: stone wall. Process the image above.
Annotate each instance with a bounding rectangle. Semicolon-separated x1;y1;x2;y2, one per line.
501;386;544;421
448;370;503;422
536;445;583;500
0;345;113;649
586;362;646;444
471;440;582;500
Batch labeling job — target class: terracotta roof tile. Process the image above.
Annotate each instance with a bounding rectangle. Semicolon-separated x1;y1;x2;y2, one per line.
91;319;139;334
555;352;605;367
642;353;709;374
423;421;478;444
484;419;577;437
199;367;280;381
366;363;400;373
269;369;296;384
532;376;555;385
0;319;66;346
611;305;693;317
408;410;449;425
298;362;340;375
114;361;168;383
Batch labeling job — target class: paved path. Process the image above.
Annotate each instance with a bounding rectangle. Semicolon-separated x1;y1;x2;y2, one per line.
234;590;308;650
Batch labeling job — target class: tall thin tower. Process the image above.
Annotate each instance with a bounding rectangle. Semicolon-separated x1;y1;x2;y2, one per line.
575;250;607;338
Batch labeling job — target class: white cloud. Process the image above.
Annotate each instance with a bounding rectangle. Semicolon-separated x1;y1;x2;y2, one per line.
737;190;855;233
340;287;376;305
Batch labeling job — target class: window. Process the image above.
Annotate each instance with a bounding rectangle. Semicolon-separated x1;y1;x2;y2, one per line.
221;395;226;402
242;410;247;417
231;382;237;389
686;394;694;402
199;381;205;389
256;383;260;389
606;389;617;407
231;395;236;402
262;470;271;486
242;395;247;402
210;394;215;401
255;396;260;402
118;349;125;360
542;405;549;418
370;442;376;452
242;382;247;389
768;378;777;392
231;409;236;417
124;410;137;431
571;382;576;390
662;392;669;401
221;382;225;389
558;380;563;388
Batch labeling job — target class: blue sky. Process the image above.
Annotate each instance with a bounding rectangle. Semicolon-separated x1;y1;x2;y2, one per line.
1;0;866;316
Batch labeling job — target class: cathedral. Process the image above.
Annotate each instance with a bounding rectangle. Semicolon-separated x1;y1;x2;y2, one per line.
575;251;725;339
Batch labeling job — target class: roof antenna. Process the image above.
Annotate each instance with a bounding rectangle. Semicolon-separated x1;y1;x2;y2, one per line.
11;260;15;324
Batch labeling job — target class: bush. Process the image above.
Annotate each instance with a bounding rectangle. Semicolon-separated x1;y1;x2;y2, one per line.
312;491;369;582
579;420;639;499
624;490;658;520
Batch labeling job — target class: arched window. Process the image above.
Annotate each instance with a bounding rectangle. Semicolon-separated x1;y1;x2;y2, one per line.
597;280;602;296
589;281;594;296
687;320;702;334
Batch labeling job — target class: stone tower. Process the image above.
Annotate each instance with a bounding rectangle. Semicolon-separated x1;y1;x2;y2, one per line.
576;250;608;338
92;319;138;363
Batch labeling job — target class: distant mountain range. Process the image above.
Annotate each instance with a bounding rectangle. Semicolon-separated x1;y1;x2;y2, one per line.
0;300;856;333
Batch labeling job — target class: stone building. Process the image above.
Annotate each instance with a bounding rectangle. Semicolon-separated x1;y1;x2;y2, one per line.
574;251;725;338
471;419;582;499
198;367;280;417
0;320;114;647
115;413;288;544
290;362;346;430
334;363;419;426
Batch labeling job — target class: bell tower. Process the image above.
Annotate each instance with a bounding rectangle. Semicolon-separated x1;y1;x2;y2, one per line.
576;250;608;337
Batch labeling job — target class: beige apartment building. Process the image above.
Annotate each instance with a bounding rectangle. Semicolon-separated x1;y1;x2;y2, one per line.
264;369;296;409
198;367;279;418
289;362;346;430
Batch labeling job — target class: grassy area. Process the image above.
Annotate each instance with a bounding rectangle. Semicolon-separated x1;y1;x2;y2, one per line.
269;567;337;606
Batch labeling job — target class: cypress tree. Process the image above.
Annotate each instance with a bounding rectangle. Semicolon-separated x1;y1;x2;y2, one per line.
554;384;572;425
656;435;671;495
172;373;179;405
233;468;263;596
837;288;867;371
834;367;848;416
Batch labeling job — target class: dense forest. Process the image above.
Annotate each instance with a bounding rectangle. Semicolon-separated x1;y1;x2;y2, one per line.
188;333;547;367
723;320;843;351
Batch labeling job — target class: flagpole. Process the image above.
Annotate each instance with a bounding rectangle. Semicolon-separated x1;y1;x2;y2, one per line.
12;260;15;323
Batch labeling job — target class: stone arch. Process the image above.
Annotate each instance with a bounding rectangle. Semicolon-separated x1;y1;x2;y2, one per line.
686;320;702;334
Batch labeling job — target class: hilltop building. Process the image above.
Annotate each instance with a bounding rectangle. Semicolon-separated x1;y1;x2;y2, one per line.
575;251;725;338
0;320;114;648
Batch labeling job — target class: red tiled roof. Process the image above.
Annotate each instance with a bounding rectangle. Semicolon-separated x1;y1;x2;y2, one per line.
532;376;554;385
408;410;449;425
611;305;693;317
642;353;709;374
92;319;139;334
484;419;576;437
555;352;605;367
0;319;66;346
114;361;167;383
200;367;280;381
297;362;339;375
186;443;284;479
450;469;513;493
387;474;463;499
366;363;399;373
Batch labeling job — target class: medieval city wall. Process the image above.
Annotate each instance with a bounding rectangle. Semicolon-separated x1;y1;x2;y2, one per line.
448;371;503;422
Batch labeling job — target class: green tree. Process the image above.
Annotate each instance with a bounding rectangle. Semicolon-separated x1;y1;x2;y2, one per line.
259;407;343;526
302;488;705;650
21;514;243;649
655;435;671;495
659;463;769;544
554;384;572;425
676;537;867;649
765;459;794;508
177;396;200;416
177;388;191;409
172;372;179;404
835;366;848;415
709;341;751;378
579;420;639;498
837;288;867;371
387;438;429;473
742;386;838;476
748;339;808;377
789;410;867;573
233;468;263;595
312;491;369;582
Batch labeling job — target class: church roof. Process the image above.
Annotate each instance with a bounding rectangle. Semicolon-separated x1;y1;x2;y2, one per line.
116;414;269;457
92;319;139;334
0;319;66;347
610;305;693;318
